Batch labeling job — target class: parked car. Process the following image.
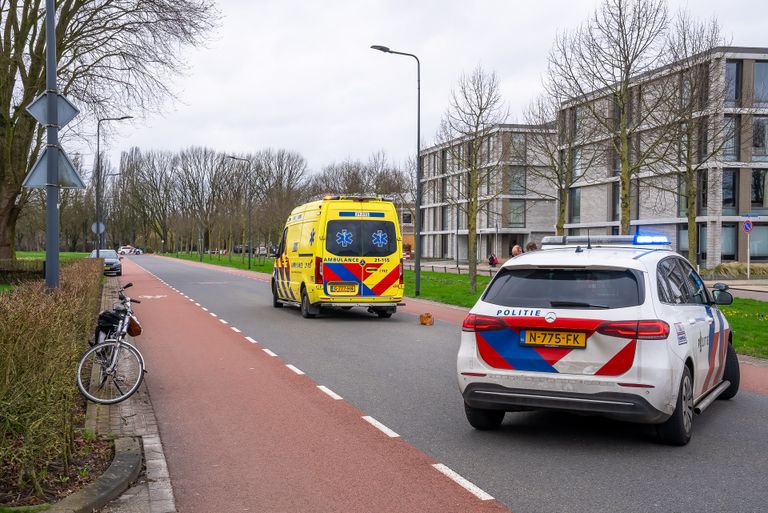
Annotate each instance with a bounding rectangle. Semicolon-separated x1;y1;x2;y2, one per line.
458;234;739;445
90;249;122;276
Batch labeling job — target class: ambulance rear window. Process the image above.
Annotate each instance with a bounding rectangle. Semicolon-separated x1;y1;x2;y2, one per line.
326;220;397;257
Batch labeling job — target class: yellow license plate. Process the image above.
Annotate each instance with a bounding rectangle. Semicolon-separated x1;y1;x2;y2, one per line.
330;283;357;293
522;330;586;348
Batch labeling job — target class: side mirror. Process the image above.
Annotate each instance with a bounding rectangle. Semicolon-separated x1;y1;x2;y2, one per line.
712;282;729;291
712;289;733;306
119;256;124;260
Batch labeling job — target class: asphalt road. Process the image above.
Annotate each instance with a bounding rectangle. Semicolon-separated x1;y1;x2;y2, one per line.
132;255;768;513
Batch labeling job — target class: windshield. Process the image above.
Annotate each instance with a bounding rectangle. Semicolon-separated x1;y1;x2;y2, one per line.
91;250;118;258
325;220;397;257
482;267;645;309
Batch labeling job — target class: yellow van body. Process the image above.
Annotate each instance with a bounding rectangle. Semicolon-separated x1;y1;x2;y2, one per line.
272;196;405;318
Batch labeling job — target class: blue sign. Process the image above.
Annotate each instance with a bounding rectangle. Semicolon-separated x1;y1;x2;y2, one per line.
743;220;753;234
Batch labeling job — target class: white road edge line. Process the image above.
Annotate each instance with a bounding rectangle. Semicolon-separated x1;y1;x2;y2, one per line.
245;336;257;344
286;364;305;375
231;327;241;333
317;385;342;400
361;416;399;438
219;319;228;324
431;464;494;501
263;348;277;357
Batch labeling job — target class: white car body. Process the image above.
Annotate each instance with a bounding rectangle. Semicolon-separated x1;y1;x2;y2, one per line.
458;236;738;444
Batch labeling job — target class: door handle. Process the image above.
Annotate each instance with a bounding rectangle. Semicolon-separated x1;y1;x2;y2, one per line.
688;318;697;325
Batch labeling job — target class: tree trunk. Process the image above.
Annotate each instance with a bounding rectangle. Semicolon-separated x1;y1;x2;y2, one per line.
686;166;698;266
619;105;632;235
557;187;568;235
0;188;21;259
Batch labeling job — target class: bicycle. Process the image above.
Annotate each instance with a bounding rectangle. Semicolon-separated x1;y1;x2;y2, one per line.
77;282;146;404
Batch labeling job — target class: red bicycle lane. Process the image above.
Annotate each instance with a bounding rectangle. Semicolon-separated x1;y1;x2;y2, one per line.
121;257;511;513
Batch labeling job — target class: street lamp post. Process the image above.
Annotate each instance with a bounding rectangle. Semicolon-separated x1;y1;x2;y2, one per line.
370;44;422;296
228;156;253;270
95;115;132;258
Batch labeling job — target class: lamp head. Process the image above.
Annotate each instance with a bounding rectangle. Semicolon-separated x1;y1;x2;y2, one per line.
371;45;391;53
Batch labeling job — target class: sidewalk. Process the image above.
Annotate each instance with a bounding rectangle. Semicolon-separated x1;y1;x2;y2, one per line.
91;277;176;513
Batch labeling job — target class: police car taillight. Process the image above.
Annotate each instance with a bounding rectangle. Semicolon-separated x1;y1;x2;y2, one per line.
462;314;507;332
314;257;323;283
596;320;669;340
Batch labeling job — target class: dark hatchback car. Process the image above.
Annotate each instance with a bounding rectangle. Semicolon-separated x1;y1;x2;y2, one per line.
90;249;122;276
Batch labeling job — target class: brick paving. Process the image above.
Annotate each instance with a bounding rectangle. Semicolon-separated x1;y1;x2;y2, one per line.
87;276;176;513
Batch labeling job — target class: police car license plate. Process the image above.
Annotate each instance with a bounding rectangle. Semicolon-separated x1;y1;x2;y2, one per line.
330;283;357;293
522;330;586;348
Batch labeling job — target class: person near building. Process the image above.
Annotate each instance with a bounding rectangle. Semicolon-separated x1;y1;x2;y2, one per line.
526;242;538;252
512;245;523;257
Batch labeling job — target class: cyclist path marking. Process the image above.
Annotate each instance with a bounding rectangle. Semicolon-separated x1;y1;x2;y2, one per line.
120;257;511;513
141;255;768;395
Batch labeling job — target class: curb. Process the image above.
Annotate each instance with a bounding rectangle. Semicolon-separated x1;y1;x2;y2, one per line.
47;437;142;513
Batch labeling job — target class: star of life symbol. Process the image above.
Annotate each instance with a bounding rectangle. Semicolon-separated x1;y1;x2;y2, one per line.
336;229;353;248
309;228;315;245
372;229;388;248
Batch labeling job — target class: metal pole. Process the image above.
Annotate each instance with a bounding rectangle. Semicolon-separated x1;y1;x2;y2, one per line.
44;0;59;288
96;120;101;257
248;169;252;270
747;230;751;280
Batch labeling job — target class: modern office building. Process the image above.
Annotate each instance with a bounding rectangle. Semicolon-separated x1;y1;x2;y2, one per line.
559;46;768;267
419;124;558;261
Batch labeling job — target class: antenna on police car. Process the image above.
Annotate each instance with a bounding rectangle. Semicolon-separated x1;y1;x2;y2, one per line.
586;227;592;249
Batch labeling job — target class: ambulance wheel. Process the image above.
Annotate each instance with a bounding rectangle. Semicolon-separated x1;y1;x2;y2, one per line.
300;288;315;318
375;310;392;319
271;281;283;308
656;366;693;446
718;343;740;400
464;402;504;430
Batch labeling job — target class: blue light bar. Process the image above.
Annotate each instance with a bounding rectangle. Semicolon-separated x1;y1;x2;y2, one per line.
634;235;670;245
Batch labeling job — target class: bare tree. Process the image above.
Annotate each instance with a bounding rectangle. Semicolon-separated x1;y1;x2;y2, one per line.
0;0;217;258
653;12;728;265
438;65;508;293
548;0;674;234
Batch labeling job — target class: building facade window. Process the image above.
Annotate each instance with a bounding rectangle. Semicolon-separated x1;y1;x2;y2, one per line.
441;149;447;175
723;168;737;215
723;115;739;160
612;182;620;221
440;177;447;202
572;148;584;179
457;207;465;230
750;224;768;261
754;61;768;107
509;199;525;227
509;166;525;195
569;188;581;224
725;60;741;107
698;171;708;216
753;116;768;161
753;169;768;213
510;133;525;162
402;211;412;225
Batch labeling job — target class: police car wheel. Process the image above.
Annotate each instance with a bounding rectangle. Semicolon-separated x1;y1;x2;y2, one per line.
657;366;693;446
718;343;740;400
464;402;504;430
301;288;315;318
271;281;283;308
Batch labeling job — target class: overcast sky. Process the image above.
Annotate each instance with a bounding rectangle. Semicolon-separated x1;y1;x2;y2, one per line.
84;0;767;174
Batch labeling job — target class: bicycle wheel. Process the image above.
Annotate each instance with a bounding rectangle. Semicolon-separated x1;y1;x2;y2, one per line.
77;341;144;404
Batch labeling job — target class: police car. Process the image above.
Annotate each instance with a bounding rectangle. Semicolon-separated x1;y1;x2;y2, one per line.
458;235;740;445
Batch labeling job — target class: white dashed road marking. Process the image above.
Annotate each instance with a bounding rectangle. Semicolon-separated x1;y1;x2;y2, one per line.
231;327;241;333
362;416;399;438
431;464;494;501
317;386;343;400
219;319;228;325
210;312;217;317
286;364;305;375
245;336;257;344
263;348;278;357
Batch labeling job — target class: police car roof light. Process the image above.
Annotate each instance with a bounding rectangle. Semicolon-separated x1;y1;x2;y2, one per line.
540;234;671;249
633;234;670;245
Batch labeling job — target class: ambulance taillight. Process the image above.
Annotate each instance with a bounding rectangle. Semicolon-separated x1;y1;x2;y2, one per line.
314;257;323;284
399;258;404;285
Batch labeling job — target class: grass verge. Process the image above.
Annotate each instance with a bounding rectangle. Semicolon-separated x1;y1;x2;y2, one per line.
720;298;768;359
16;252;88;261
163;252;275;274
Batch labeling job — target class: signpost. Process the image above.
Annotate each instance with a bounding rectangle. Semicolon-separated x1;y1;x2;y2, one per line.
743;217;754;280
21;0;85;289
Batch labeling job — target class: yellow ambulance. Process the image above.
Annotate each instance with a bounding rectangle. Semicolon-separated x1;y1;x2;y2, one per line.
272;195;405;318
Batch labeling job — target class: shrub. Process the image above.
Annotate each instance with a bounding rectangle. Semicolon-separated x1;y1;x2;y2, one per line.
707;262;768;279
0;259;102;497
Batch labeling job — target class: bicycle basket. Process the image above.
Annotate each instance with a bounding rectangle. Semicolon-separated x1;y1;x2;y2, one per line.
92;309;123;346
127;315;143;337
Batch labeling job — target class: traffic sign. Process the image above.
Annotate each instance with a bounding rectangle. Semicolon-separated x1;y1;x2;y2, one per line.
743;220;753;234
22;147;85;189
91;222;105;235
26;92;80;128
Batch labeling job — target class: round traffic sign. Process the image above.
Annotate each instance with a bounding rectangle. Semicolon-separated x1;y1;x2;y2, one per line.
91;222;105;235
743;220;753;234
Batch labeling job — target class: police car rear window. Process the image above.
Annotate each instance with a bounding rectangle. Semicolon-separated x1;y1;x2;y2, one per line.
482;268;644;309
326;220;397;257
